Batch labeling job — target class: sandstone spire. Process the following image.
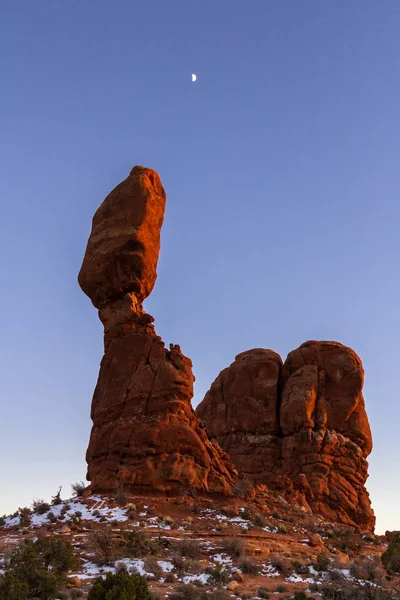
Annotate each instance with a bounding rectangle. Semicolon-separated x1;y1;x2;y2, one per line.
79;166;236;494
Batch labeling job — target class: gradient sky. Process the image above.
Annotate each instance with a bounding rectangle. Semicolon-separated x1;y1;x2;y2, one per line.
1;1;399;534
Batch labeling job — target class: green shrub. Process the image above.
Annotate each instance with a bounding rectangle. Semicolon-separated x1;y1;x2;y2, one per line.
382;534;400;574
19;507;31;527
88;571;151;600
274;585;287;593
71;481;87;497
257;588;270;599
0;572;29;600
314;552;330;572
294;593;308;600
172;584;202;600
204;563;231;585
0;535;78;600
31;499;51;515
117;528;157;558
51;487;63;505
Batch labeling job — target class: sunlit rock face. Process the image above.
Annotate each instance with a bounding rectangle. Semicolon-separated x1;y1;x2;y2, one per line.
79;166;237;495
197;341;375;530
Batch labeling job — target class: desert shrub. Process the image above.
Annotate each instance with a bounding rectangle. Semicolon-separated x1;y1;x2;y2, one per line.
277;524;288;534
0;535;78;600
331;527;361;553
172;553;186;576
240;507;253;521
68;510;82;525
208;590;231;600
328;569;348;584
319;583;392;600
257;588;270;599
175;539;203;559
350;556;384;582
32;499;51;515
165;572;175;583
143;556;163;580
382;534;400;574
275;585;287;593
272;511;281;519
173;584;202;600
88;527;117;565
269;553;286;572
221;537;245;559
216;522;228;532
117;528;156;557
116;480;127;505
204;563;231;585
71;481;87;497
47;511;57;523
232;478;253;499
314;551;330;572
291;559;309;575
19;507;31;527
69;590;84;599
240;556;259;575
88;571;151;600
0;572;29;600
294;593;308;600
253;512;267;528
51;486;63;505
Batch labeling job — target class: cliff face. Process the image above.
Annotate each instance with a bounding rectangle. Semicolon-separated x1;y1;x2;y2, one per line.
79;167;236;495
197;341;375;531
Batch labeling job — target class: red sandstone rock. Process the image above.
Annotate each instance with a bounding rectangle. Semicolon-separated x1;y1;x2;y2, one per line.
78;166;166;309
79;167;236;495
196;341;375;530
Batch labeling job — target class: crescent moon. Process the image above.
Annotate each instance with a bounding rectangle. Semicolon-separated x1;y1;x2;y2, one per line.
191;74;197;82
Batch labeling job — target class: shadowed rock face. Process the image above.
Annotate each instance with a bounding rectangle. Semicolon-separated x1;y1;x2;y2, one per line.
197;341;374;530
79;167;236;495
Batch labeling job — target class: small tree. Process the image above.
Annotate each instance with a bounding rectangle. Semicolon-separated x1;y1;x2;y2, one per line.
382;534;400;574
88;571;152;600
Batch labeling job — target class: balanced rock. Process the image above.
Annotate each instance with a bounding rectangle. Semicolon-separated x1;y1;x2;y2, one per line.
79;166;236;494
197;341;374;530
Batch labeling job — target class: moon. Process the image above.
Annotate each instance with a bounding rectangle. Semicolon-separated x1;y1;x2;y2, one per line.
191;74;197;82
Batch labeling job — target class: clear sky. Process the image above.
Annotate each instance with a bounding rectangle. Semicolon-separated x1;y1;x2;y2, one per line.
0;1;399;533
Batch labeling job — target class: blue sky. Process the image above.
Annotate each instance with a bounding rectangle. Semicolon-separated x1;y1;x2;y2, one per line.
0;1;399;533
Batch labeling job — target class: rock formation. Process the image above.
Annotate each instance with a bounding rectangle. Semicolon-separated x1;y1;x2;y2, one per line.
197;341;375;530
79;166;236;495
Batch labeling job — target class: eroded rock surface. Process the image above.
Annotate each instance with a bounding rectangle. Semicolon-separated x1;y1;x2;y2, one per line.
196;341;374;530
79;167;236;494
